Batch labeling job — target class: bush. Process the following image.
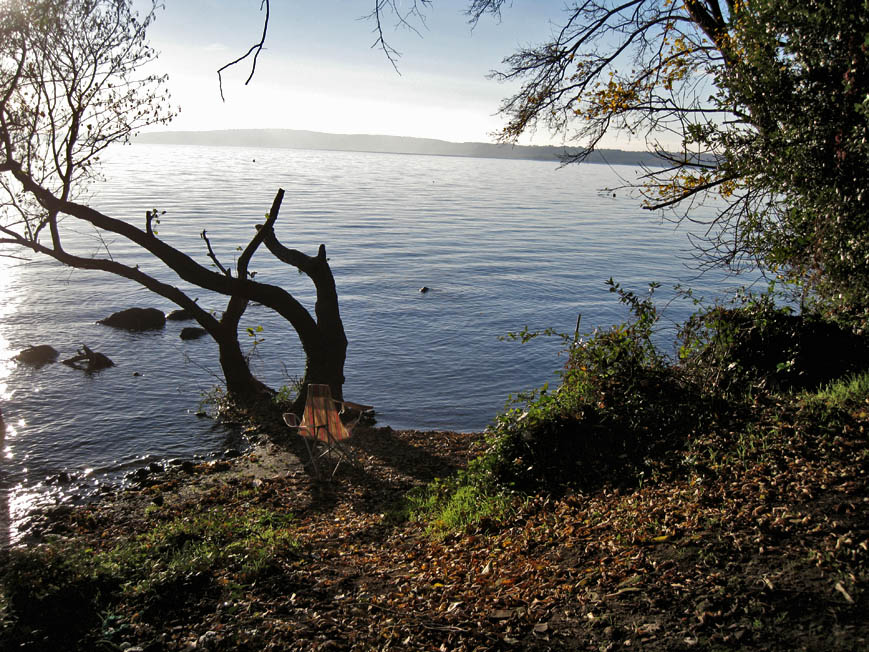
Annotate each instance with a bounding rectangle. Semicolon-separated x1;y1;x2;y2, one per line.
678;291;869;396
482;280;705;493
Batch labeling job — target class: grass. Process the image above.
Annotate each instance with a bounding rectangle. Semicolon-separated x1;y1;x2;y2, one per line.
114;506;298;590
807;369;869;407
0;504;299;651
401;470;515;537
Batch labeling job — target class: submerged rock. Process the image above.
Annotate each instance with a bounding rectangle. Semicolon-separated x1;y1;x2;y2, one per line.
62;344;114;372
14;344;59;366
167;307;194;321
98;307;166;331
180;326;207;340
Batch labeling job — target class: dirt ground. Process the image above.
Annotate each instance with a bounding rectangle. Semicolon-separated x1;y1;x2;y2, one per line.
6;419;868;651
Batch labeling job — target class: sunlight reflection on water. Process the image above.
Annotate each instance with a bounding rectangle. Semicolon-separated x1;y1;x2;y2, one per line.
0;263;19;545
0;263;17;402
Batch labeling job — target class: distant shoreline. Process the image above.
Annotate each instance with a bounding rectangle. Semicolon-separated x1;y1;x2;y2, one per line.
135;128;668;167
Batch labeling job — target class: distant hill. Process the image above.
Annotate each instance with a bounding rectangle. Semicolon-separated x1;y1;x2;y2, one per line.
135;128;666;166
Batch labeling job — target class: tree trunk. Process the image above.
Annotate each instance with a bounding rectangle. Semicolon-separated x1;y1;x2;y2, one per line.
292;341;347;414
261;229;349;414
216;329;273;403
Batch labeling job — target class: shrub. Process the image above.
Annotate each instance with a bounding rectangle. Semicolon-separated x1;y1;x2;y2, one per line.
482;280;704;493
678;291;869;396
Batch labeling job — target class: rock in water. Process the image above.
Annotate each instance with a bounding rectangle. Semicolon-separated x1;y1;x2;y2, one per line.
62;344;114;372
167;307;194;321
98;307;166;331
180;326;207;340
14;345;59;366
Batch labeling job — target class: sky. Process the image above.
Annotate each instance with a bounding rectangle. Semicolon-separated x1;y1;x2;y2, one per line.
142;0;604;146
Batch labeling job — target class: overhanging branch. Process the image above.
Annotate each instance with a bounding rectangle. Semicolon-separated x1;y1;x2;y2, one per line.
216;0;270;101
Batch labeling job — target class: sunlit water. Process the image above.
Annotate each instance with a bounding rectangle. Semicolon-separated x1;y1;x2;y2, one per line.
0;144;752;543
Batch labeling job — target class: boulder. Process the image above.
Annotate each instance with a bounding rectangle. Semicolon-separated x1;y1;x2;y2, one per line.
98;307;165;331
180;326;207;340
14;344;59;366
167;307;194;321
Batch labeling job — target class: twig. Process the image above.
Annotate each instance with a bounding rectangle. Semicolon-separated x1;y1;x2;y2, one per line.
201;229;232;277
216;0;270;101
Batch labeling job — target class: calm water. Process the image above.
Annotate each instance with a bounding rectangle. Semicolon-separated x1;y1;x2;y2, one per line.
0;144;748;541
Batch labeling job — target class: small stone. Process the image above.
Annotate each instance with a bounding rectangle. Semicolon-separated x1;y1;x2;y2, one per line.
197;631;220;650
166;308;194;321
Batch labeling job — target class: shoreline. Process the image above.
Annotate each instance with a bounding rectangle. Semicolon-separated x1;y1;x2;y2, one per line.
10;424;482;548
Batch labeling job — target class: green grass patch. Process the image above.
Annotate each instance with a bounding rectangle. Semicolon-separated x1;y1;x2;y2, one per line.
110;507;298;595
399;469;514;538
806;369;869;407
0;505;299;649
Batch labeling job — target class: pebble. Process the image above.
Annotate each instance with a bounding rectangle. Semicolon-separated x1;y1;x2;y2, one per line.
197;631;220;650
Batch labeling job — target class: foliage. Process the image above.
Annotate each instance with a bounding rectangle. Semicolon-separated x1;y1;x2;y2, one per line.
383;1;869;316
0;0;172;236
483;280;705;494
678;291;869;396
408;280;869;538
713;0;869;316
405;280;708;511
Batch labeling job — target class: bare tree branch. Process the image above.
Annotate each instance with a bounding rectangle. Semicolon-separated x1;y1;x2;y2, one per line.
201;229;232;277
216;0;270;101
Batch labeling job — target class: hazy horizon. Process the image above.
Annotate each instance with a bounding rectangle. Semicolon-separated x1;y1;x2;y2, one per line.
141;2;675;151
135;127;666;166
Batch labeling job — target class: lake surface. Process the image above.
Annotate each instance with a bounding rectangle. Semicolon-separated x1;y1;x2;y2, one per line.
0;144;750;542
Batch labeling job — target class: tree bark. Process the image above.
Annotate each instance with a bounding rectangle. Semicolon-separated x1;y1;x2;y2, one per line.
260;224;348;412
